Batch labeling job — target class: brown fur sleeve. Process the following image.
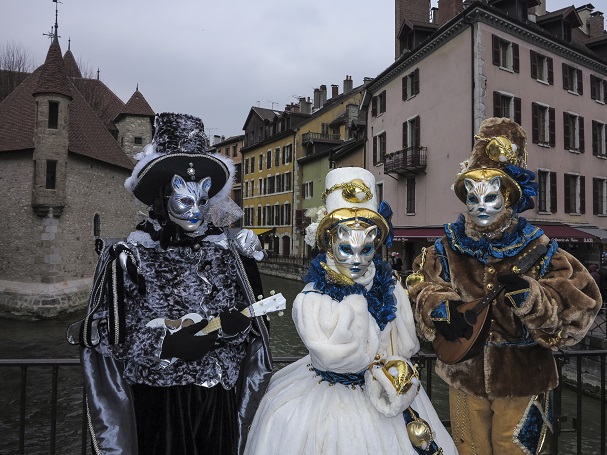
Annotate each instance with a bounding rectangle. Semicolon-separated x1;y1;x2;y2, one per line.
513;248;602;349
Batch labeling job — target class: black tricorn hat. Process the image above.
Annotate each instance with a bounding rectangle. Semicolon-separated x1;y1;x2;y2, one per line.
125;113;233;206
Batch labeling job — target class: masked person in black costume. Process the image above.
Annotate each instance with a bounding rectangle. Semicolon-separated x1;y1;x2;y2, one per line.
67;113;273;455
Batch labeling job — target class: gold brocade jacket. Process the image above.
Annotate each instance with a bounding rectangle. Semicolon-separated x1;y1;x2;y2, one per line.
408;217;601;399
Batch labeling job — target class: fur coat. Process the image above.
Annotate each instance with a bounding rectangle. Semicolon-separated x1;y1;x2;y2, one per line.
408;216;601;399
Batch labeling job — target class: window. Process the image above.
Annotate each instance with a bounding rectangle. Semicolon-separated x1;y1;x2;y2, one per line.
303;181;313;199
537;170;557;213
234;163;241;182
93;214;101;237
275;148;280;167
275;174;282;193
283;203;291;226
530;50;553;84
225;147;230;156
283;144;292;164
244;181;249;198
402;68;420;100
232;145;238;157
250;156;255;173
372;131;387;166
591;75;606;103
45;160;57;189
562;63;583;95
492;35;519;73
563;112;585;152
594;178;607;215
259;154;263;171
321;123;329;135
531;103;555;146
274;204;280;225
402;116;421;150
267;176;275;194
371;91;387;117
266;150;272;170
257;206;262;225
564;174;585;214
593;121;607;158
265;206;272;225
258;178;263;195
48;101;59;129
244;158;249;175
134;137;143;145
406;177;416;214
284;172;291;191
493;92;521;124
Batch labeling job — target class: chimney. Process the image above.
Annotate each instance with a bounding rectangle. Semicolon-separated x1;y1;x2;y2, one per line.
395;0;430;58
213;134;221;145
589;12;604;38
299;97;312;114
343;75;353;94
438;0;463;25
331;84;339;98
313;88;320;110
319;85;327;108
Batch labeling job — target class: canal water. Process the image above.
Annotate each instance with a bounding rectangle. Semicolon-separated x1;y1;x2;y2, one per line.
0;274;603;454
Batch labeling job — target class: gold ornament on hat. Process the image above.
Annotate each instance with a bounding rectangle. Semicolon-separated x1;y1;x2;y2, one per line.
474;134;526;168
322;178;373;203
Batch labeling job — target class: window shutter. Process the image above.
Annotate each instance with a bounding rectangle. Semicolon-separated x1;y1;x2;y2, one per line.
372;96;377;117
492;35;500;66
402;76;407;101
414;116;421;149
402;122;408;148
380;132;387;162
530;50;537;79
513;43;519;73
590;75;597;100
593;178;599;215
562;63;569;90
549;107;556;147
373;135;378;164
550;171;557;213
547;57;554;85
531;103;539;143
310;182;313;198
563;112;570;149
564;175;571;213
414;68;420;95
380;91;386;113
577;69;583;95
579;116;585;153
592;121;599;156
493;92;501;117
581;176;586;214
514;98;521;125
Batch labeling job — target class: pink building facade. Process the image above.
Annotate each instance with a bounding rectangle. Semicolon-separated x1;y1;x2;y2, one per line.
365;0;607;270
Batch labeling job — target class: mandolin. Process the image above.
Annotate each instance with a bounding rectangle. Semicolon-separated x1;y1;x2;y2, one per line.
432;244;547;364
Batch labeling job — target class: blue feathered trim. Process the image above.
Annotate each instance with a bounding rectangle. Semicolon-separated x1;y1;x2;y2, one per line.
444;215;544;264
312;367;366;386
504;164;538;215
303;253;397;330
378;200;394;248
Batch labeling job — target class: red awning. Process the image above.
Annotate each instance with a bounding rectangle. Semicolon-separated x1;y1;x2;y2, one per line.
535;225;596;243
393;227;445;241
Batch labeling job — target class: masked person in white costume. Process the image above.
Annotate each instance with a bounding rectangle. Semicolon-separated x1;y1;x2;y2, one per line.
245;168;458;455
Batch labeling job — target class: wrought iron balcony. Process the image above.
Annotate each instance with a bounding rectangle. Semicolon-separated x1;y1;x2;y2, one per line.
384;146;427;175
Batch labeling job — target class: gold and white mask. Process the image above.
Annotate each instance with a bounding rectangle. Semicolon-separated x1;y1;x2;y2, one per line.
464;175;505;228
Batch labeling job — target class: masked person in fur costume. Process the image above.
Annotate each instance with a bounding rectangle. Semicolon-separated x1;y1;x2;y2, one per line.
67;113;273;455
407;118;602;455
244;167;458;455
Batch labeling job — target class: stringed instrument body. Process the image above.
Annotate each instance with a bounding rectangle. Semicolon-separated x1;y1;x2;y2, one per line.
431;243;547;365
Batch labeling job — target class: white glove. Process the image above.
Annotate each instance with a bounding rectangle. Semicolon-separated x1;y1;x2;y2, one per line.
365;356;420;417
233;229;266;261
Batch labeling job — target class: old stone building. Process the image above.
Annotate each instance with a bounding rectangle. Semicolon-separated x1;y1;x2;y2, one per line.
0;33;154;318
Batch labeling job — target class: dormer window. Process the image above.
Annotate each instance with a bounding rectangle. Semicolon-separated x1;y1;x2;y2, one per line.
46;160;57;189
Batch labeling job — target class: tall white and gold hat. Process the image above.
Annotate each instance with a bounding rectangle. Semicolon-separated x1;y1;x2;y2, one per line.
315;167;391;251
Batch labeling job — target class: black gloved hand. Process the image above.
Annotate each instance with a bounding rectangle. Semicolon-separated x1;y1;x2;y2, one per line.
433;300;472;341
219;310;251;337
160;321;218;361
497;274;529;294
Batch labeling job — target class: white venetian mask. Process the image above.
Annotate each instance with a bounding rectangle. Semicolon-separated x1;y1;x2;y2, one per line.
331;224;377;280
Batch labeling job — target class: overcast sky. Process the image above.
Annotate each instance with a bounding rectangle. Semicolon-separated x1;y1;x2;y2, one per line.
1;0;583;138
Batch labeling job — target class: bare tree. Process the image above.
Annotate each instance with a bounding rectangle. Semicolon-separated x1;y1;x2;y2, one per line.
0;41;34;102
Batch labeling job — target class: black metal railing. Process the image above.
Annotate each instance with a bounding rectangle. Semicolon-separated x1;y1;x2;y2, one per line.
1;350;605;455
384;146;427;174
